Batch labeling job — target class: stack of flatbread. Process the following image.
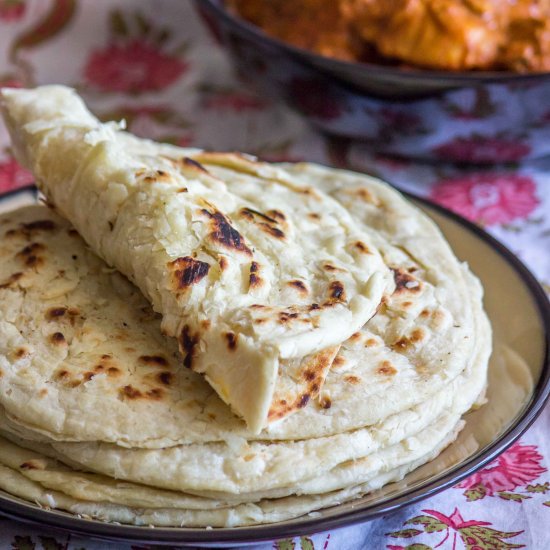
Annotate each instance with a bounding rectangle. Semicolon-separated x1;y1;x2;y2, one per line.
0;86;491;527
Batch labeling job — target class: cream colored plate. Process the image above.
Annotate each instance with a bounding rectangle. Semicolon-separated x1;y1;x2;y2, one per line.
0;187;547;547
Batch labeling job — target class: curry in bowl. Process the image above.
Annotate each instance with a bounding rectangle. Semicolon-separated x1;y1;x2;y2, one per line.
228;0;550;72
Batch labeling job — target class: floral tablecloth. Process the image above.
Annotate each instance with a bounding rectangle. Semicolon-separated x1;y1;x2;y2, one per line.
0;1;549;549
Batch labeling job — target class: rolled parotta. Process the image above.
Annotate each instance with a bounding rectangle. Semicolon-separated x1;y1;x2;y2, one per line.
0;85;494;528
0;177;491;525
0;85;391;432
0;185;485;448
0;192;489;500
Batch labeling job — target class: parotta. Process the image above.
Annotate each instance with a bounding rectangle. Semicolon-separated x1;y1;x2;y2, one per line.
1;85;392;433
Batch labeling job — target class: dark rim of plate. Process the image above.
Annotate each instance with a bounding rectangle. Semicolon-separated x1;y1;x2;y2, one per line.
0;185;548;545
198;0;550;85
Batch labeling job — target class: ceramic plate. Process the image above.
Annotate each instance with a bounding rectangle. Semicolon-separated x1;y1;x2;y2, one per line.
0;186;548;547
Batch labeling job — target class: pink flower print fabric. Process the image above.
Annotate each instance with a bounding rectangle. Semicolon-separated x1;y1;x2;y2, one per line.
430;173;540;226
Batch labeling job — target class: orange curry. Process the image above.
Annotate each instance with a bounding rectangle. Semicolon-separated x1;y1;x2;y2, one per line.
228;0;550;71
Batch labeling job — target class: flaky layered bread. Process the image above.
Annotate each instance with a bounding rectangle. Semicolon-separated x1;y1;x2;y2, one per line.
0;85;492;528
0;184;490;526
15;302;487;497
0;196;486;448
0;203;488;524
1;86;392;432
0;420;462;527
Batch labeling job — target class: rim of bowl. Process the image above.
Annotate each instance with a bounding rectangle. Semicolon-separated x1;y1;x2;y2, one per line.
198;0;550;86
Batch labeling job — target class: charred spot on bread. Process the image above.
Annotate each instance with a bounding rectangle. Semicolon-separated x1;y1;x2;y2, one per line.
45;307;67;320
248;261;263;289
0;272;23;289
119;385;142;399
17;242;45;255
183;157;209;173
267;209;286;221
202;208;252;255
392;328;425;351
21;220;56;232
278;310;299;323
329;281;345;300
303;369;316;381
168;256;210;290
287;279;308;295
19;460;45;471
239;207;286;240
49;332;66;345
179;325;199;369
392;267;422;294
345;187;379;205
354;241;370;253
224;331;238;350
319;395;332;409
13;347;30;359
45;306;80;323
107;366;121;377
218;256;229;271
297;394;310;408
146;388;164;400
377;361;397;376
157;371;173;385
138;355;169;367
16;242;46;268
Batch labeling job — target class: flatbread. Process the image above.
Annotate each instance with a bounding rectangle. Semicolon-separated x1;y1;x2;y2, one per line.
0;198;484;448
0;203;489;495
0;85;492;528
33;265;488;496
0;418;463;527
1;85;391;432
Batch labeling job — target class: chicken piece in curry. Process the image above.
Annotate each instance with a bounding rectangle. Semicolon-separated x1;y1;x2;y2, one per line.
229;0;550;71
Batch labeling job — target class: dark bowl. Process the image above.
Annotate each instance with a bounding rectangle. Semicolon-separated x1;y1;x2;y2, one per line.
196;0;550;163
